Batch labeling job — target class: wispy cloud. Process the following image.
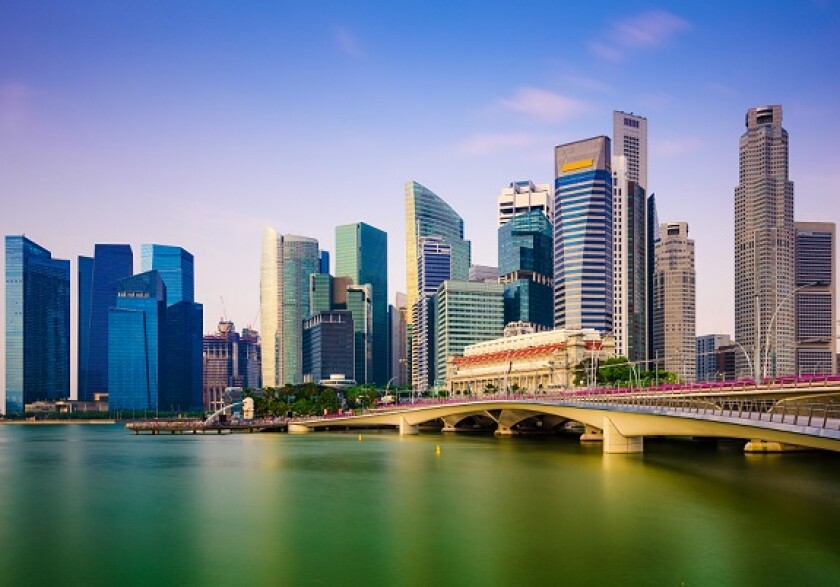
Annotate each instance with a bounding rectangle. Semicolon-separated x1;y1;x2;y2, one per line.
455;131;546;156
332;25;365;59
652;137;703;157
498;87;591;123
563;75;613;94
590;10;691;62
0;81;34;130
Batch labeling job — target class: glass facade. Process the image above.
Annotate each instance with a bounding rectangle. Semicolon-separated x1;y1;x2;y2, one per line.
162;301;204;411
302;311;354;383
141;244;194;305
78;244;133;401
108;271;167;411
309;273;334;317
794;223;836;374
553;137;613;332
4;236;70;414
346;285;373;385
335;222;389;385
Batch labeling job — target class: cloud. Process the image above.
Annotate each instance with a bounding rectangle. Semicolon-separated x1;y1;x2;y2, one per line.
455;132;546;156
498;87;591;123
563;75;613;94
590;10;691;62
652;137;703;157
0;82;34;130
332;25;365;59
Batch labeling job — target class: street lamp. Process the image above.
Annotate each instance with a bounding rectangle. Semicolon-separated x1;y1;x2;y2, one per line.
761;282;825;379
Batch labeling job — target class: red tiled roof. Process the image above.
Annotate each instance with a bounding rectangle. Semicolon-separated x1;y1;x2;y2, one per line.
453;343;566;367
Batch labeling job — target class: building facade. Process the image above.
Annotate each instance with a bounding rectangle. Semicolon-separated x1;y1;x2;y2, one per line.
260;228;320;386
141;244;194;305
412;237;452;390
734;105;796;378
335;222;388;385
553;136;613;332
653;222;696;382
203;321;261;413
4;236;70;414
695;334;733;382
346;285;373;384
468;264;499;283
612;111;650;362
302;311;354;384
78;244;133;401
794;222;836;374
390;292;409;387
498;210;553;330
498;180;552;227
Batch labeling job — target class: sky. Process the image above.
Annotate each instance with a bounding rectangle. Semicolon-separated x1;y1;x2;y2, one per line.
2;1;839;398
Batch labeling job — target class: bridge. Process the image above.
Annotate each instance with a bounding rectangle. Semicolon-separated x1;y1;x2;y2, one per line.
289;376;840;453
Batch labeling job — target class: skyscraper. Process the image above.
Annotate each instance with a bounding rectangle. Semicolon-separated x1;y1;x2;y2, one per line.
203;321;261;412
390;292;409;387
498;210;553;329
303;311;355;384
695;334;733;382
78;244;133;401
412;237;452;390
794;222;836;374
260;228;320;386
4;236;70;414
497;180;552;227
734;105;795;378
405;181;471;324
346;284;373;384
653;222;696;382
612;111;650;361
553;136;613;332
108;271;167;411
141;244;194;305
335;222;388;385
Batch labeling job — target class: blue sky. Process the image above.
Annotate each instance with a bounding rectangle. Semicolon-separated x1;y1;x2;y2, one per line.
2;1;839;396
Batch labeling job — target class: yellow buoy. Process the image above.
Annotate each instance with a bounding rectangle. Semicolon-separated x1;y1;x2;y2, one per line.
358;434;363;441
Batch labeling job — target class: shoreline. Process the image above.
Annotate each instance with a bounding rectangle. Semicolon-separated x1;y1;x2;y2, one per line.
0;420;117;425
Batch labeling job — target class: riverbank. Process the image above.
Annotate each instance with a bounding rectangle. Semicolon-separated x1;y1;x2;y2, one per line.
0;420;117;425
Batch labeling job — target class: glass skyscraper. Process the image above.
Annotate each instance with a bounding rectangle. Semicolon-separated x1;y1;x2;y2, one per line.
498;210;553;329
78;244;133;401
553;136;614;332
405;181;471;324
346;285;373;385
141;244;194;305
412;237;452;390
5;236;70;414
108;271;167;411
303;310;355;384
335;222;388;385
794;222;836;374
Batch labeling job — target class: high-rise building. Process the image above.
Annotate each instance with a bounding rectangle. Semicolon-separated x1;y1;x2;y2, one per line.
794;222;836;374
390;292;409;387
435;281;505;382
260;228;320;386
309;273;334;317
346;284;373;384
78;244;133;401
108;271;167;411
612;111;650;362
319;250;330;275
646;194;659;362
696;334;733;382
498;180;552;227
653;222;696;382
498;210;553;330
203;321;261;413
553;136;613;332
405;181;471;324
335;222;388;385
735;105;796;378
468;264;499;283
303;311;355;384
4;236;70;414
412;237;452;390
141;244;194;305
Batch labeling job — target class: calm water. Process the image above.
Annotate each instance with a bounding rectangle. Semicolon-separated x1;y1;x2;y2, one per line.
1;425;840;586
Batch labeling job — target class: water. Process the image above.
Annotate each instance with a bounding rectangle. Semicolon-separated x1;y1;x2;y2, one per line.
1;425;840;586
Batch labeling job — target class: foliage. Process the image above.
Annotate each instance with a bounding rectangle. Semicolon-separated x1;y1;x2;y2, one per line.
249;384;341;417
574;356;680;388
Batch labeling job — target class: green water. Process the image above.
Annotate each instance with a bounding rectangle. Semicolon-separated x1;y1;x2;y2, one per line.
1;425;840;586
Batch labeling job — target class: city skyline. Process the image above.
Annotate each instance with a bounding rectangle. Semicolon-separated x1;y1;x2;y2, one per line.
2;3;840;398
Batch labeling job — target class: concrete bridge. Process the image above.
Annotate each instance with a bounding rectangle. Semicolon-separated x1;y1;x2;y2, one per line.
290;379;840;454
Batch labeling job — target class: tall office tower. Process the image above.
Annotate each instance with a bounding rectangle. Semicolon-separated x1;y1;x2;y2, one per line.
390;292;409;387
4;236;70;414
303;311;355;384
260;228;320;386
78;244;133;401
108;271;167;411
142;244;203;410
141;244;194;304
319;250;330;275
468;264;499;283
612;111;649;362
653;223;696;382
553;136;613;332
695;334;733;382
498;180;553;227
336;222;388;385
405;180;471;324
435;281;505;382
310;273;334;317
498;210;553;329
346;285;373;384
794;222;836;374
735;105;796;378
203;321;262;413
412;237;452;390
646;194;659;362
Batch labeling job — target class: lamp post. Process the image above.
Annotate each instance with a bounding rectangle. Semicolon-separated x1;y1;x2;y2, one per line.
730;340;753;379
761;282;824;379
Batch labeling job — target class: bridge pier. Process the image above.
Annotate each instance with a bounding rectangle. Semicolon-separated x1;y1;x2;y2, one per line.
288;423;312;434
399;417;419;435
580;425;604;442
602;417;643;454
